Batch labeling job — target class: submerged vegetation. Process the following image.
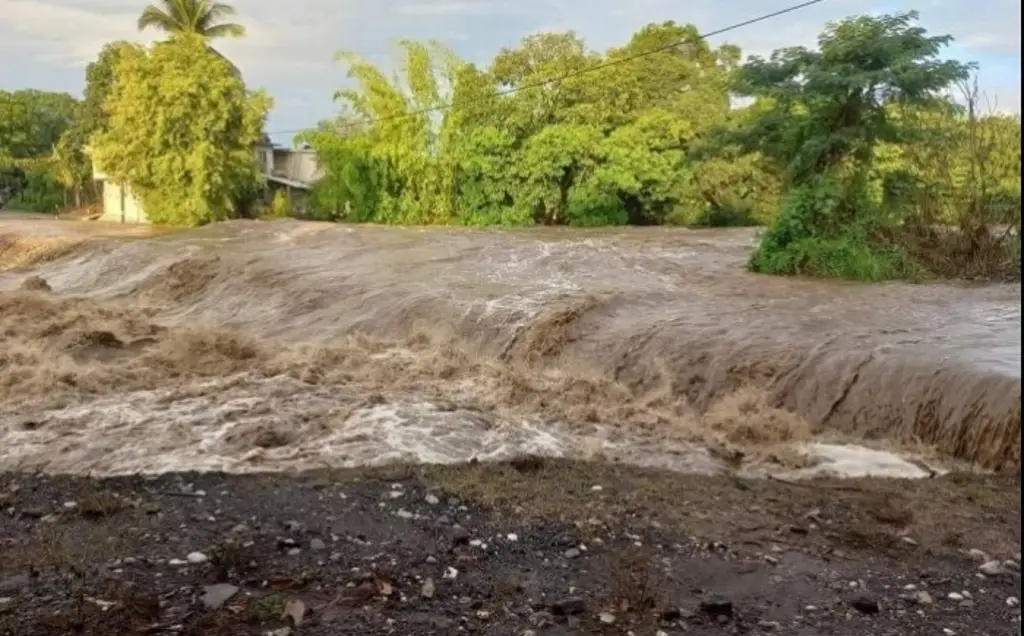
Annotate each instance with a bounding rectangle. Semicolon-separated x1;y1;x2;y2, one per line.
0;3;1019;281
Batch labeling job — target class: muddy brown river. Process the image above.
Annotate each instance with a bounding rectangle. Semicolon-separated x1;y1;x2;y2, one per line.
0;215;1019;477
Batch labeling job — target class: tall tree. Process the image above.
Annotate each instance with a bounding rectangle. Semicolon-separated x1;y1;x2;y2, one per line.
137;0;246;39
0;89;77;160
92;34;271;225
47;42;134;206
732;11;975;279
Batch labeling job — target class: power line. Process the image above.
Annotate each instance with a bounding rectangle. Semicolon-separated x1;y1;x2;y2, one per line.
266;0;828;138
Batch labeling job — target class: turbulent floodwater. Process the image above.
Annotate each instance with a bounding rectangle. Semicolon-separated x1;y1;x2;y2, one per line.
0;215;1020;478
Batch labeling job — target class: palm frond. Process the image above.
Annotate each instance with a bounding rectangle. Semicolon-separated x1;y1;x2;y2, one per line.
205;2;239;19
202;22;247;38
137;5;180;32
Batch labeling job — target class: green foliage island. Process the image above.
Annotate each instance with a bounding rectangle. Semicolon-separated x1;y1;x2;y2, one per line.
0;1;1019;282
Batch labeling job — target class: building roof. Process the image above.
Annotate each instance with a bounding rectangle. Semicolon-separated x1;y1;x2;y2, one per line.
266;174;312;190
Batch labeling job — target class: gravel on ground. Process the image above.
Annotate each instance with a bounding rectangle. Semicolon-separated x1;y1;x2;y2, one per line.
0;458;1020;635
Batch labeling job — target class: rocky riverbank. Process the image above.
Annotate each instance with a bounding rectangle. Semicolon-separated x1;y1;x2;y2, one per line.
0;459;1020;635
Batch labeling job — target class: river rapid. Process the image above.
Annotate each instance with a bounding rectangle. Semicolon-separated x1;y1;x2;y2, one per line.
1;215;1019;478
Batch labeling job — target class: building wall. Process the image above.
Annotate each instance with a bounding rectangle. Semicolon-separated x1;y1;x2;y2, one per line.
272;150;321;184
99;181;148;224
254;145;274;175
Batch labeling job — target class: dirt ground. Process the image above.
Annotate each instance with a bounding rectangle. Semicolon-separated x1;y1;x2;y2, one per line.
0;459;1019;636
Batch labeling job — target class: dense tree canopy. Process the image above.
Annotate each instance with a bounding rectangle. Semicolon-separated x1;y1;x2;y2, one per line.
0;89;78;211
92;34;270;225
301;12;1018;280
1;7;1018;279
730;11;1019;279
2;2;256;216
0;89;77;161
304;23;775;227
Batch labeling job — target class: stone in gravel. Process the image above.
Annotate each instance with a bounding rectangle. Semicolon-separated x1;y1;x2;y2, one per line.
450;528;470;547
947;592;964;601
186;552;209;564
700;594;733;618
850;595;880;614
1007;597;1020;608
284;520;302;532
201;584;239;610
915;591;934;605
0;574;29;593
979;560;1004;576
425;494;440;505
309;538;327;551
421;578;436;599
967;549;989;562
598;611;616;624
563;548;581;559
551;597;586;616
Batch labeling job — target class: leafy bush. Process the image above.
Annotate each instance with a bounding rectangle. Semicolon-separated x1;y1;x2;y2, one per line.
8;169;63;213
267;190;292;218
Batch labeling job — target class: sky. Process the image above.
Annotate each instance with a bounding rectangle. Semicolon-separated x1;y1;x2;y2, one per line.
2;0;1020;145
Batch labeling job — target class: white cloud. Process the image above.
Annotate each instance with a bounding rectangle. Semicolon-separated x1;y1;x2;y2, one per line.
1;0;1019;140
396;1;514;17
2;0;148;66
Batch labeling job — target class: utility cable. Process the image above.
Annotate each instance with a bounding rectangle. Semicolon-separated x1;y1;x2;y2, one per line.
265;0;828;138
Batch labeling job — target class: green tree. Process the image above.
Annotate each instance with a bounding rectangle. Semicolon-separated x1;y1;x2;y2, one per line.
50;132;91;207
732;11;974;280
78;42;133;138
137;0;246;38
0;89;77;159
0;89;78;212
49;41;134;207
307;23;751;227
92;35;271;226
307;41;463;225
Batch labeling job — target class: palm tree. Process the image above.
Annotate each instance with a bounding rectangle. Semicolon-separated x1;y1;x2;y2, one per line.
137;0;246;39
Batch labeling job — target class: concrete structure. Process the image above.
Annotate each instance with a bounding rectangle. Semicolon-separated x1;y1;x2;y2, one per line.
100;181;147;224
91;158;147;224
91;144;321;224
260;145;322;190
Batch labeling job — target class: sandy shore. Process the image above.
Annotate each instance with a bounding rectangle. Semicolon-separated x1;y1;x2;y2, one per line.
0;459;1019;635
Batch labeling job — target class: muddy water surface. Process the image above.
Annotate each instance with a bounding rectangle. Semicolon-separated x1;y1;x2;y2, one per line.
0;217;1019;477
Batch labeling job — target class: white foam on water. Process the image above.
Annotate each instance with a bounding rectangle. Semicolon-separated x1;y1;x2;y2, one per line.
787;443;941;479
0;373;948;480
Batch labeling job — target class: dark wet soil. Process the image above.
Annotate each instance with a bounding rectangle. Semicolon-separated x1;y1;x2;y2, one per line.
0;459;1020;635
